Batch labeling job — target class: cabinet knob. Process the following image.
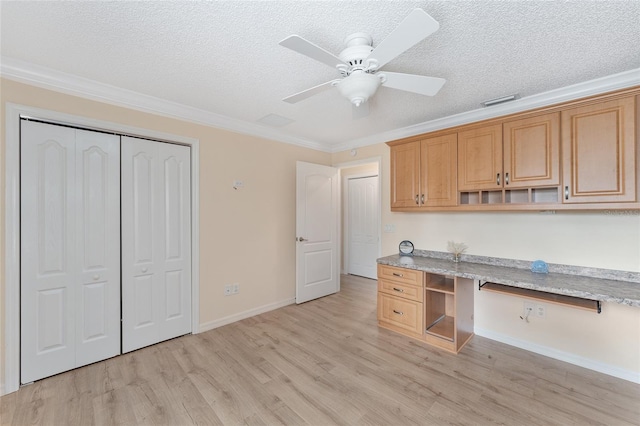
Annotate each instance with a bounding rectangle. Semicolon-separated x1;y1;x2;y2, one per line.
393;310;404;316
505;173;509;185
496;173;501;186
92;275;99;281
392;272;403;277
415;195;419;205
421;194;425;204
392;287;404;293
142;267;148;273
564;186;569;200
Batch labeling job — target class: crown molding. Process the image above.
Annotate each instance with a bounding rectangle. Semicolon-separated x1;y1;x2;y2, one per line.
3;57;638;155
0;56;329;152
331;67;640;153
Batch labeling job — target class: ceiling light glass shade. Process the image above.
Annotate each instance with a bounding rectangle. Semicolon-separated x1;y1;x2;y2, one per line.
336;71;381;107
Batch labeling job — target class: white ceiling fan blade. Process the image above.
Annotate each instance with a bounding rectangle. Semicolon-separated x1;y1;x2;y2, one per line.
280;35;347;69
283;80;339;104
381;72;446;96
352;101;370;119
367;9;440;70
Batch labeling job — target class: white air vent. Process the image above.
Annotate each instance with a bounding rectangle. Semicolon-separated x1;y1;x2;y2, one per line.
257;114;294;127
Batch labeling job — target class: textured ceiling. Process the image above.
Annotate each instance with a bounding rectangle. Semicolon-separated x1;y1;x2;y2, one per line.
1;1;639;151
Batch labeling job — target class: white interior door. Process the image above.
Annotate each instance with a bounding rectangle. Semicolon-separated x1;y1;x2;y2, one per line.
348;176;379;279
121;137;191;353
296;161;339;304
21;121;120;383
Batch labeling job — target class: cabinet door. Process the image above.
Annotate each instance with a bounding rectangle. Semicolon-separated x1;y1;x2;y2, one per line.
390;141;420;207
457;125;503;190
420;134;458;206
562;96;636;203
503;112;560;188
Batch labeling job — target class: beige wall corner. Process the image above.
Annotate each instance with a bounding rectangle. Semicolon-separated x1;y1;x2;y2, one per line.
0;78;330;393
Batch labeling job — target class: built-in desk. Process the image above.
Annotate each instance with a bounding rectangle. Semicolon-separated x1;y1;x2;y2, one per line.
376;252;640;353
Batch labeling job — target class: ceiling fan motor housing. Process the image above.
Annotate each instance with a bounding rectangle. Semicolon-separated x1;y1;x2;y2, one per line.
339;32;375;73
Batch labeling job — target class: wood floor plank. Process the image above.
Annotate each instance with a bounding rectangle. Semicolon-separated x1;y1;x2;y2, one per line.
2;274;638;425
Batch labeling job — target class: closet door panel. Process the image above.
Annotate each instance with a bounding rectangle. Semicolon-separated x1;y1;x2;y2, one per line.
122;138;191;352
21;121;77;383
159;143;191;340
74;130;121;366
122;137;162;352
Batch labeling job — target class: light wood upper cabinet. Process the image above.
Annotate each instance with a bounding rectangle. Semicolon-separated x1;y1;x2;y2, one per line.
390;141;420;208
457;125;503;190
420;134;458;207
459;116;559;191
388;88;639;211
390;134;458;208
503;112;560;188
561;96;636;203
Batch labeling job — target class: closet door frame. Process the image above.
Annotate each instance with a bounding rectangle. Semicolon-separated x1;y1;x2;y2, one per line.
3;103;201;395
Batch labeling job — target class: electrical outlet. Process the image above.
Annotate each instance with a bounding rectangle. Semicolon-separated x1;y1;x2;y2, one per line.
224;285;232;296
536;304;546;318
232;283;239;294
523;302;535;318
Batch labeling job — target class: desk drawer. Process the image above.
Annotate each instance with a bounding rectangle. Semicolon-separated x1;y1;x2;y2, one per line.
377;293;423;336
378;279;423;302
377;264;423;287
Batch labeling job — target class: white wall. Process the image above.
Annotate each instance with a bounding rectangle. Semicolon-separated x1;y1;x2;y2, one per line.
333;143;640;382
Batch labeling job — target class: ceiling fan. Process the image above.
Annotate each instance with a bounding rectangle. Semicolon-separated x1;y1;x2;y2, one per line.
279;8;446;117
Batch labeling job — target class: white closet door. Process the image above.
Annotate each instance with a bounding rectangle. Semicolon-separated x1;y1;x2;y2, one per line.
21;121;120;383
74;129;121;366
121;137;191;353
158;142;192;341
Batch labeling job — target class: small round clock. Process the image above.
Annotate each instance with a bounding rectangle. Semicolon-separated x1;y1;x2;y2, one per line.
399;240;414;256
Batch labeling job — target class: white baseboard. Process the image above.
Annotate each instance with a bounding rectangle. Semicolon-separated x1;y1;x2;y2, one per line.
475;327;640;384
198;298;295;333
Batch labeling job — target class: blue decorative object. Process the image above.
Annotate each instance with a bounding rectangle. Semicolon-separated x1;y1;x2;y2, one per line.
531;260;549;274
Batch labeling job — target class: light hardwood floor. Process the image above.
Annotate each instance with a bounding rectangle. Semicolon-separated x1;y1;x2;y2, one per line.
2;274;639;425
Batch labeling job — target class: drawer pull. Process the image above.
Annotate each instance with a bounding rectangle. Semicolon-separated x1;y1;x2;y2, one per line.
392;272;403;277
393;310;404;316
392;287;404;293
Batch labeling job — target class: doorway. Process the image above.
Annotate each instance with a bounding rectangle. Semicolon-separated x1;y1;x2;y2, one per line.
341;161;381;280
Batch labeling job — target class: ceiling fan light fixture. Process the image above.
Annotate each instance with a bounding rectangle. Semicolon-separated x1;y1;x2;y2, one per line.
336;71;382;107
279;8;445;115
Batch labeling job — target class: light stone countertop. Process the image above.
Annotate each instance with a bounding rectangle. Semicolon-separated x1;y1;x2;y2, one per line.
377;253;640;308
